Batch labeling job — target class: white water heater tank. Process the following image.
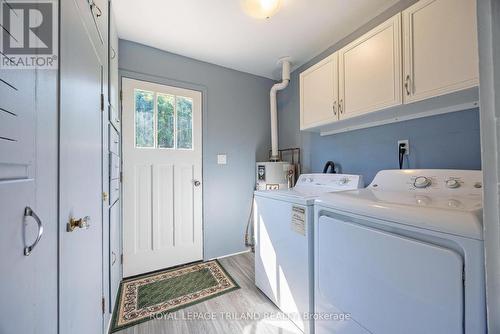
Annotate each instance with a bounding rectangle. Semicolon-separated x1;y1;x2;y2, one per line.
256;161;294;190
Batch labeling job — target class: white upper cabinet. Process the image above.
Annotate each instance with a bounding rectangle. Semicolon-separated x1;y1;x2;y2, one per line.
298;0;479;134
300;53;339;130
402;0;479;103
338;14;402;119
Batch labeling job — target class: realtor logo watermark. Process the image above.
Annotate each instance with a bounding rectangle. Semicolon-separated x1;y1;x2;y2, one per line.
0;0;58;69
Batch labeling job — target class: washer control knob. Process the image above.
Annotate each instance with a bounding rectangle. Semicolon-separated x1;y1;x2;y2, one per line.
338;177;349;185
445;179;460;189
414;176;431;188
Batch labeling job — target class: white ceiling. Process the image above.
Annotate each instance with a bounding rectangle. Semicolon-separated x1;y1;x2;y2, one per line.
113;0;399;79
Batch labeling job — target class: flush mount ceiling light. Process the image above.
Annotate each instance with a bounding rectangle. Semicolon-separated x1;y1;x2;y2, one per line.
241;0;282;19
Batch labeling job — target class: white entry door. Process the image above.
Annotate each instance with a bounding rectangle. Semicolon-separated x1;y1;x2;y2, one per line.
122;78;203;277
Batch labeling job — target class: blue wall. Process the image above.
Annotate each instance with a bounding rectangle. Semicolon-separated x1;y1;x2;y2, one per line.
277;0;482;185
119;40;274;259
307;109;481;184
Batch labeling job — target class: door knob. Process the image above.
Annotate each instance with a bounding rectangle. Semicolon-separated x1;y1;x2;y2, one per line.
67;216;91;232
192;180;201;187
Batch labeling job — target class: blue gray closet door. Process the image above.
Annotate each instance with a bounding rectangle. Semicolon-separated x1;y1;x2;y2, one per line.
0;62;58;333
59;0;104;333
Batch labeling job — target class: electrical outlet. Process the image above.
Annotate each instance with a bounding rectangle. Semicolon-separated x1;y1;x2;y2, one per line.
398;139;409;155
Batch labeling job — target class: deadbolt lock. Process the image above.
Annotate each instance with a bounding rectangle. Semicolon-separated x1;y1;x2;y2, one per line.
67;216;91;232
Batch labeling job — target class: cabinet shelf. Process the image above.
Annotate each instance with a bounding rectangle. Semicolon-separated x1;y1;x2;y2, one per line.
309;87;479;136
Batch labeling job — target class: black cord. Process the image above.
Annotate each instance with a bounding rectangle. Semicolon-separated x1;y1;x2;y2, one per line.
323;161;336;173
399;143;406;169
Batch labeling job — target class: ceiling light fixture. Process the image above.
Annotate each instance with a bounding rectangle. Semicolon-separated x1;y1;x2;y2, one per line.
241;0;282;19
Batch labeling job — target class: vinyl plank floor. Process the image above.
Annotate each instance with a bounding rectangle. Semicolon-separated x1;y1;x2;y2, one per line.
114;252;302;334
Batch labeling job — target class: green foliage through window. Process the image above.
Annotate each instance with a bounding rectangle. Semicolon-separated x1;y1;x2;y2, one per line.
157;94;175;148
134;89;193;150
176;97;193;149
135;90;154;148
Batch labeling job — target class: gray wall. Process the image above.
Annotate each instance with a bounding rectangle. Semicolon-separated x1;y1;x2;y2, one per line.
119;40;274;259
278;0;481;184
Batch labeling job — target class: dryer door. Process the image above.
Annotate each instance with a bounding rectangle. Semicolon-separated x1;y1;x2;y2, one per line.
315;215;464;334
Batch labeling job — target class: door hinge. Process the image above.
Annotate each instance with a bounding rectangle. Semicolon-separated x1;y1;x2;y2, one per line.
119;89;123;101
120;253;123;264
100;93;104;111
101;297;105;314
462;267;465;284
120;171;123;183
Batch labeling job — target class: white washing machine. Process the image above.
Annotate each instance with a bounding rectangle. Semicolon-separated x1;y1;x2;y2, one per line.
314;169;486;334
254;173;363;333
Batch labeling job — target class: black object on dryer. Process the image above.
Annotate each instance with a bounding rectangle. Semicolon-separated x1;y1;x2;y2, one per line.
323;161;336;174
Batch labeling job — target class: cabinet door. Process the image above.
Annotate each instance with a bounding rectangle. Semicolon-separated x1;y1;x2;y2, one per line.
339;14;402;119
110;199;121;311
402;0;478;103
300;53;338;130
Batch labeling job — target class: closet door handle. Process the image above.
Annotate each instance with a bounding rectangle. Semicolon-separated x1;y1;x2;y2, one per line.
24;207;43;256
88;0;102;18
339;99;344;114
404;75;411;96
111;251;117;265
332;101;337;116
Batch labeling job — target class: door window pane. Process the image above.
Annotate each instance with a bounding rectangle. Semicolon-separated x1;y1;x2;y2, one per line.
176;96;193;149
135;89;155;148
157;94;175;148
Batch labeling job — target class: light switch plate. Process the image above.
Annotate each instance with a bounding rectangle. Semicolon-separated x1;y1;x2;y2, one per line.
217;154;227;165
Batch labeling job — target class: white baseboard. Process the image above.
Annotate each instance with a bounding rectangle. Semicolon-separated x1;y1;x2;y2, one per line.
208;249;251;261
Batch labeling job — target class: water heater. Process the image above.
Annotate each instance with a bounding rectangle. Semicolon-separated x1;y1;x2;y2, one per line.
256;161;294;190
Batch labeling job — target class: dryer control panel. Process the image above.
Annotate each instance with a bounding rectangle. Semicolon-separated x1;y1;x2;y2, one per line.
369;169;483;195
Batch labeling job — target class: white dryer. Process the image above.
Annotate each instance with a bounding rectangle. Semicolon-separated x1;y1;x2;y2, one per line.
254;173;363;333
314;169;486;334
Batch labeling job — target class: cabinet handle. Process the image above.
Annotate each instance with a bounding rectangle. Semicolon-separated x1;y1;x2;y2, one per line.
404;75;411;96
332;101;337;116
339;99;344;114
112;251;117;265
24;207;43;256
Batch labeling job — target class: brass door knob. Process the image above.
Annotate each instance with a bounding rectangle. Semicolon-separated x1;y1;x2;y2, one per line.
67;216;91;232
